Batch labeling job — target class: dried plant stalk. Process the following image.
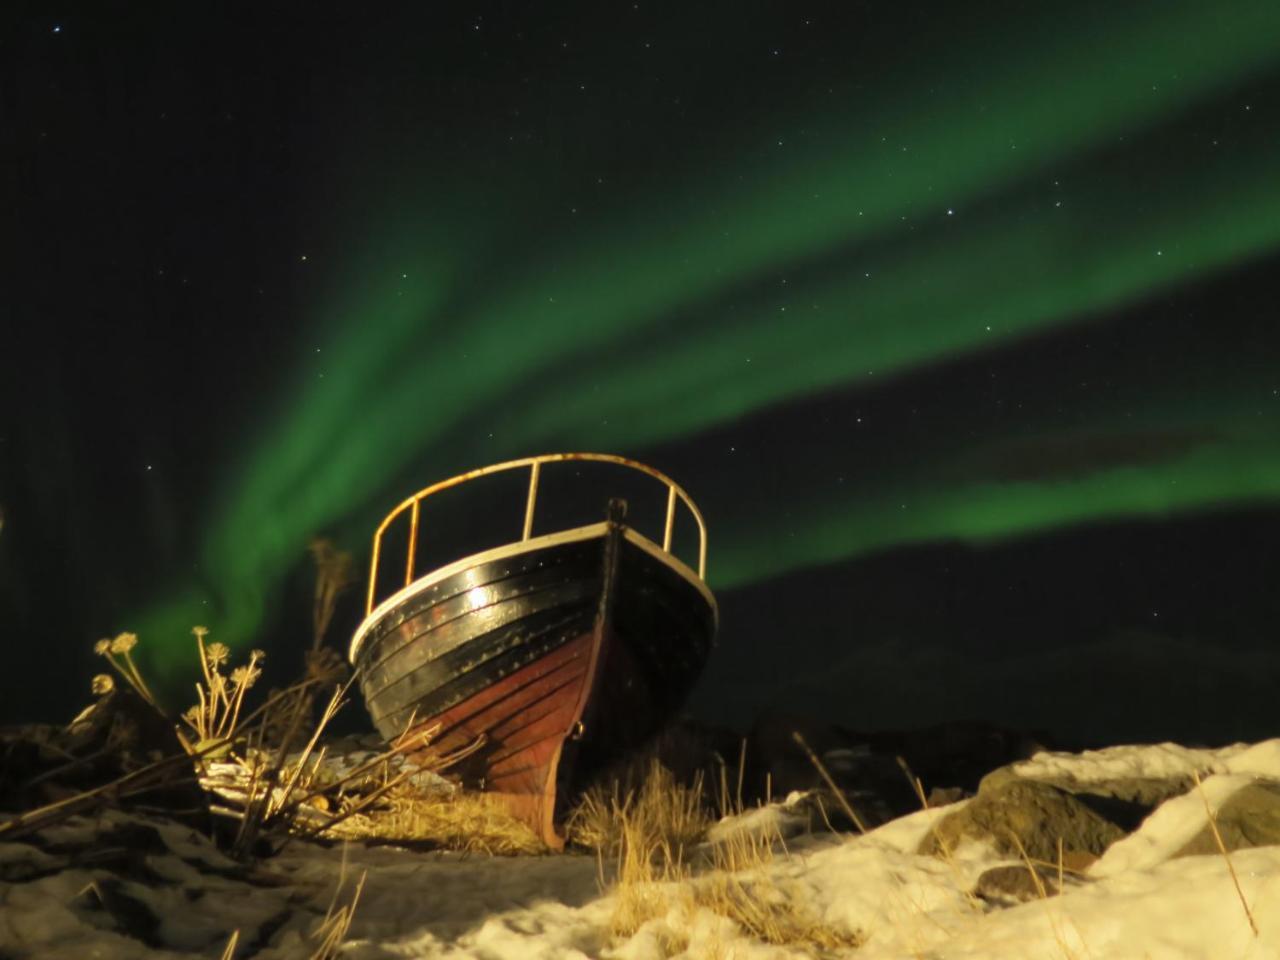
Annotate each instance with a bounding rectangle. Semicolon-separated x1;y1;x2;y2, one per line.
791;731;867;833
1192;769;1259;937
309;537;355;652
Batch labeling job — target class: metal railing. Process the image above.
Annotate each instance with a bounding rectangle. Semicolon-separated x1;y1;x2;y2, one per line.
365;453;709;615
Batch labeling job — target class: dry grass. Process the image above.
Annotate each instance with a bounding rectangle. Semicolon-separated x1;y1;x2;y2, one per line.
593;759;862;954
573;760;712;937
569;758;711;857
695;873;862;953
610;824;863;953
609;808;691;937
695;820;863;953
323;781;543;855
568;759;711;938
224;673;358;859
308;852;367;960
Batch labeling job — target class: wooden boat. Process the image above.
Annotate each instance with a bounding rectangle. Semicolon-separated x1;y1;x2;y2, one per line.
348;453;717;848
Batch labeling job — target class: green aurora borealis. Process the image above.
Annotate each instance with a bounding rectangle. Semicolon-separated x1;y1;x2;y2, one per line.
80;1;1280;668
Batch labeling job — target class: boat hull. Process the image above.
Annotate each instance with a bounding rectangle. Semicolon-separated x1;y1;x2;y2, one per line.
351;520;716;846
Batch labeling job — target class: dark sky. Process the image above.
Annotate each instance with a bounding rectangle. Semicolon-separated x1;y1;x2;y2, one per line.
3;3;1280;745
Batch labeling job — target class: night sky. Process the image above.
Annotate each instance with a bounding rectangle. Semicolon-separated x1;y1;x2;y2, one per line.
3;2;1279;746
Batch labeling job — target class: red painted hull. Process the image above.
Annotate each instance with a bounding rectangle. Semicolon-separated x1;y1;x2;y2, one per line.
403;631;596;847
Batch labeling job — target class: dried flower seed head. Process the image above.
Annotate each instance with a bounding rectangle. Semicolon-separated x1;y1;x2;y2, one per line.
250;649;266;662
192;625;209;639
231;665;261;689
94;638;113;656
205;642;230;668
182;705;202;725
91;674;115;695
110;632;138;654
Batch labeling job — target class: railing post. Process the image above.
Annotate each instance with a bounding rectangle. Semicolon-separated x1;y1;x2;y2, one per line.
522;461;541;541
662;484;677;552
366;532;382;615
405;499;420;586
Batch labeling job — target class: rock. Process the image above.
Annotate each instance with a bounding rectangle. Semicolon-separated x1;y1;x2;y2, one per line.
976;750;1211;838
1174;780;1280;857
919;779;1126;862
4;809;300;955
783;787;873;834
863;720;1052;794
814;751;920;828
1;689;209;834
973;862;1090;906
64;686;185;766
706;794;815;845
980;765;1193;812
746;714;1055;831
746;712;847;799
745;713;919;827
649;717;744;793
926;786;969;807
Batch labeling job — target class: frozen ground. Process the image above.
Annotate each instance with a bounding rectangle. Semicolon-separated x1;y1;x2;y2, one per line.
3;739;1279;959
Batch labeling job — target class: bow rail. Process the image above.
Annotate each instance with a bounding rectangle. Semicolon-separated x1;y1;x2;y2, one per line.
365;453;708;616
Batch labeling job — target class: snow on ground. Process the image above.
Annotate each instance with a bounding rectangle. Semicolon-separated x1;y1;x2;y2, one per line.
1003;737;1280;785
2;739;1279;959
275;844;609;959
1092;773;1263;878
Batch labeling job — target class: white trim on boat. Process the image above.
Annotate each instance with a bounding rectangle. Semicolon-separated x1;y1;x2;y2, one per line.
349;522;716;664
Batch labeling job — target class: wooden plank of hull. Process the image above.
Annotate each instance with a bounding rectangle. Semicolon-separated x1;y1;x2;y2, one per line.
360;565;601;700
409;631;595;847
366;600;595;731
353;525;715;848
358;537;605;735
